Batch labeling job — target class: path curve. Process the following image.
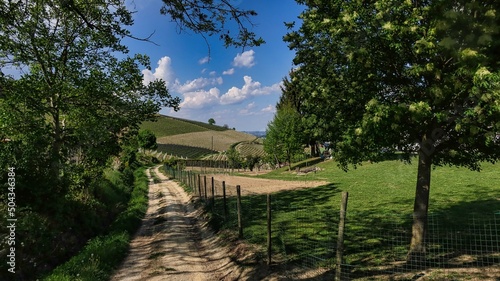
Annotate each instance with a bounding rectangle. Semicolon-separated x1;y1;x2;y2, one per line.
111;165;242;281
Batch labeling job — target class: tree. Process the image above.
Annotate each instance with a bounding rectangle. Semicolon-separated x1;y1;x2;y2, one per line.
279;70;320;157
208;118;216;125
0;0;180;208
264;106;305;170
138;129;158;150
285;0;500;260
159;0;265;49
226;147;242;172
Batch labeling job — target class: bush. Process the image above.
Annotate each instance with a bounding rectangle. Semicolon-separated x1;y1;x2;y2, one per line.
43;167;150;281
137;129;157;150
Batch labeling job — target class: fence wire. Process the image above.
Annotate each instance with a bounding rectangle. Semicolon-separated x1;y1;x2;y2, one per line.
162;165;499;280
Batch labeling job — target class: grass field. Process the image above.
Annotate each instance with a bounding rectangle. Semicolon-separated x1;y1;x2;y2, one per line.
140;115;228;138
205;159;499;278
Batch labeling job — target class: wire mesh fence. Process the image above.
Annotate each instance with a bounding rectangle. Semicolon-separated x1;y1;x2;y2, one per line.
162;165;499;280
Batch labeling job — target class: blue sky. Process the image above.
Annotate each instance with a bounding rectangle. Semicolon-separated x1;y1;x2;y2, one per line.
123;0;304;131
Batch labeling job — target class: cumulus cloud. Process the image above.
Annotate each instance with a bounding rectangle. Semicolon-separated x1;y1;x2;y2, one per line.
180;88;221;109
142;56;175;86
220;76;281;105
174;77;223;93
239;102;257;115
261;105;276;113
232;50;255;68
222;68;235;75
198;56;210;64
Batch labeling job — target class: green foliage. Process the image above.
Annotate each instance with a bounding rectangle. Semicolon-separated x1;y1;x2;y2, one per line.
0;166;141;280
264;106;305;168
226;147;243;170
137;129;157;150
43;167;150;281
0;0;180;206
285;0;500;256
208;118;216;125
285;0;500;169
244;155;261;171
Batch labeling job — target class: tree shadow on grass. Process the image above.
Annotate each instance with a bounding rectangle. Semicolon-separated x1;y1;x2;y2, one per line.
340;198;499;280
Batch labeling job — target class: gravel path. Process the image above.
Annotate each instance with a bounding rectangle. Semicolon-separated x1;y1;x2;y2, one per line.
111;166;241;281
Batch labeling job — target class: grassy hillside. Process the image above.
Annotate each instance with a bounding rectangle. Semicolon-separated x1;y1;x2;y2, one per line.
140;115;259;158
140;115;228;138
157;130;257;152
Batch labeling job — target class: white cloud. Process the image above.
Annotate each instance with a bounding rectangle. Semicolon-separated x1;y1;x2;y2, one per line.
220;76;281;105
174;76;223;93
239;102;257;115
142;56;174;87
198;56;210;64
222;68;235;75
232;50;256;68
261;105;276;113
180;88;221;109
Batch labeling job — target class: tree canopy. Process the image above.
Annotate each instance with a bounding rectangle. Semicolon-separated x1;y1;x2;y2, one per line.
284;0;500;259
0;0;179;208
264;105;305;170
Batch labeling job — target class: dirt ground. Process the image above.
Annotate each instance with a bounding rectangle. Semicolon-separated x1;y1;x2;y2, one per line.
203;173;329;196
110;166;296;281
110;165;246;280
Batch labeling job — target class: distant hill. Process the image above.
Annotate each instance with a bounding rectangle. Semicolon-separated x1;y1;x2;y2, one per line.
141;115;227;138
140;115;263;159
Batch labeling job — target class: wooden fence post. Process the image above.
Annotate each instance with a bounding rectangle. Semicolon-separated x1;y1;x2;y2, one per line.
236;185;243;239
222;181;227;221
336;192;349;281
211;177;215;210
198;174;202;199
267;193;272;265
204;175;207;201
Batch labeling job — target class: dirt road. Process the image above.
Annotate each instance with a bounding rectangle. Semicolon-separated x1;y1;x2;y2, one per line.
111;166;242;281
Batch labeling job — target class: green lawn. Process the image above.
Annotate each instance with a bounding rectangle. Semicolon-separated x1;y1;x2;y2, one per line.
205;159;499;277
256;158;499;215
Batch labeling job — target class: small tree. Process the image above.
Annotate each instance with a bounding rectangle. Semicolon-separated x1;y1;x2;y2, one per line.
244;155;261;172
226;147;242;172
208;118;216;125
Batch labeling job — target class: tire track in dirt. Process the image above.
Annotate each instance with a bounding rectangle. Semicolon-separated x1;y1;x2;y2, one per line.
111;165;241;281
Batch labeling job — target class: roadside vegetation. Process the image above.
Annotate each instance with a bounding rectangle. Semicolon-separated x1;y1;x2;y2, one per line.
43;166;151;281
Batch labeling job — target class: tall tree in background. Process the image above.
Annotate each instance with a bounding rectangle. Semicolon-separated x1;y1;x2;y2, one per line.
278;69;321;156
264;106;305;170
285;0;500;260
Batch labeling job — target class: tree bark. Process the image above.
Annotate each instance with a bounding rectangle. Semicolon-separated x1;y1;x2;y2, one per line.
407;149;432;263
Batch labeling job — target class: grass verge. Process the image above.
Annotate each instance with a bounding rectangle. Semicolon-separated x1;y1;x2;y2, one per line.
43;167;150;281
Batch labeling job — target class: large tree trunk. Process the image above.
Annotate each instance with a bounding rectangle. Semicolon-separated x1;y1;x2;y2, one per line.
407;149;432;263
